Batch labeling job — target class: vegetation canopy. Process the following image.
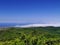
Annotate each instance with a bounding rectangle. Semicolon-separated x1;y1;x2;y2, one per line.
0;27;60;45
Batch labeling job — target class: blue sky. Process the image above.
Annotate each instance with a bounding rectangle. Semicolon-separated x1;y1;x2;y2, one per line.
0;0;60;24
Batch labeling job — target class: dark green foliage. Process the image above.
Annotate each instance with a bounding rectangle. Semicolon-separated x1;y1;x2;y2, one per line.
0;27;60;45
32;38;38;45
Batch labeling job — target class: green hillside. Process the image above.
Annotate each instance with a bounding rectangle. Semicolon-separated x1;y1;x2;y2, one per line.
0;27;60;45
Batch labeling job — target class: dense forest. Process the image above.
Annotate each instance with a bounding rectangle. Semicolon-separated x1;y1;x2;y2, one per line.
0;27;60;45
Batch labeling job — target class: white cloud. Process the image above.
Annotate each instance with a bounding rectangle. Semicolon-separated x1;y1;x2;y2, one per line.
15;24;60;28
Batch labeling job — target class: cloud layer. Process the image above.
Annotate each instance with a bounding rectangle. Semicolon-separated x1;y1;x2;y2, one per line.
15;24;60;28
